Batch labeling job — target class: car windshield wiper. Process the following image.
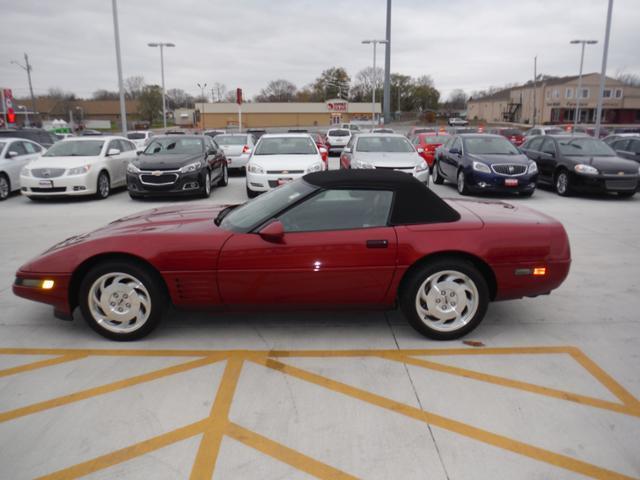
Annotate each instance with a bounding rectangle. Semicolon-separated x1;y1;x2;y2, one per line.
214;204;239;226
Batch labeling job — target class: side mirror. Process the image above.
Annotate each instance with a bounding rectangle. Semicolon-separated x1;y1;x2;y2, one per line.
417;147;424;154
449;147;461;155
259;220;284;242
107;148;121;156
7;151;19;158
343;147;351;154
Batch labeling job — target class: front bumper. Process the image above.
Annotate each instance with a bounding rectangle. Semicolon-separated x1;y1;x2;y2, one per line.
13;271;73;318
466;170;538;193
127;170;204;196
246;171;307;192
569;172;639;194
20;172;97;197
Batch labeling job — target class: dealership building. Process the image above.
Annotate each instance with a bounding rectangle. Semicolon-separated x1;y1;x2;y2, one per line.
178;99;381;129
467;73;640;125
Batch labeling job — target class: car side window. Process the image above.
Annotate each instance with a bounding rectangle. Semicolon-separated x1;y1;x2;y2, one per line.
23;141;41;154
278;189;394;233
8;141;28;157
452;137;462;152
629;139;640;154
107;140;121;153
540;138;556;155
526;137;544;151
612;140;629;151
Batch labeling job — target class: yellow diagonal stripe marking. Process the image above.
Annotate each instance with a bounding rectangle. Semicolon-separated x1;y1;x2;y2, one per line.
255;358;635;480
189;357;243;480
36;419;209;480
227;422;359;480
0;356;222;423
390;354;640;417
0;354;87;378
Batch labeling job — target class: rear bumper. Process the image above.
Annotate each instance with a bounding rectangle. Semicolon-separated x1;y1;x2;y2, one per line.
246;171;306;192
493;259;571;301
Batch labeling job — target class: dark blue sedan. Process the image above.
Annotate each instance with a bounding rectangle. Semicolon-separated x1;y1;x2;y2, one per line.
432;134;538;196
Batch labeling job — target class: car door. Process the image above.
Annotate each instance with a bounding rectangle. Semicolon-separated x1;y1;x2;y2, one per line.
441;136;462;179
340;136;357;169
537;138;558;181
208;139;225;180
4;141;30;190
104;139;125;185
626;139;640;164
218;188;398;306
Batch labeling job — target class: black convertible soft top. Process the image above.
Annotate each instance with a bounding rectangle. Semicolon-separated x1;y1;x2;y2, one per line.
303;170;460;225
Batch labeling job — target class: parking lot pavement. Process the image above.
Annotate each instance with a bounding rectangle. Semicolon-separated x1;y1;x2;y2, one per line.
1;173;639;479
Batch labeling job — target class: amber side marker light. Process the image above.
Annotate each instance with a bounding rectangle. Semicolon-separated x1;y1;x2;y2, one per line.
533;267;547;276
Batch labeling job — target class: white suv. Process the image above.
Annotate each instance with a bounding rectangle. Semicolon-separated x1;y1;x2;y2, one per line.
325;129;352;155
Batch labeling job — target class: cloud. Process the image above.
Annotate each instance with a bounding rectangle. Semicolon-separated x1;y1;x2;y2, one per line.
0;0;638;101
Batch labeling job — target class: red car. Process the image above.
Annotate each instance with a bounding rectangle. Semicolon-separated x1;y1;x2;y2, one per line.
13;170;571;341
411;132;450;169
407;126;436;140
490;128;525;146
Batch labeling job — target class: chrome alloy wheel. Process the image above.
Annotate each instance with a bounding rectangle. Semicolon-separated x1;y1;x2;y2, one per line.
98;173;110;198
556;172;568;195
88;272;151;334
415;270;479;332
205;171;211;195
0;176;9;200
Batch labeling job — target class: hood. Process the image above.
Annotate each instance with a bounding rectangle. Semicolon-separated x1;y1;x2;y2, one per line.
249;154;322;171
570;155;639;174
357;152;421;168
134;152;202;171
27;155;102;169
467;153;530;165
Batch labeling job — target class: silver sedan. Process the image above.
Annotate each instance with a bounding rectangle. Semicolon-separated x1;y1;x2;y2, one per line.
339;133;430;185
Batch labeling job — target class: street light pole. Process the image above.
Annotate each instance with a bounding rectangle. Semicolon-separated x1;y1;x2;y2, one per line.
383;0;392;124
594;0;614;138
362;39;388;127
111;0;127;134
148;42;175;129
197;82;207;129
570;39;598;131
10;53;37;124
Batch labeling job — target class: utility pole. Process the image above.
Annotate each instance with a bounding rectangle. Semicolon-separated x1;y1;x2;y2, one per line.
570;40;598;130
383;0;392;124
532;56;537;126
362;39;388;126
594;0;614;138
111;0;127;133
148;42;175;129
197;82;207;129
10;53;37;123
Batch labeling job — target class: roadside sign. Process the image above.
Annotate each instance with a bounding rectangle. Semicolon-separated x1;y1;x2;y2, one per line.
236;88;243;105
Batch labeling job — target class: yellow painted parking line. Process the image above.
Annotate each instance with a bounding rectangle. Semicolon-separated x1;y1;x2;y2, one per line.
255;357;636;480
569;349;640;412
227;422;359;480
0;356;223;424
36;419;209;480
389;354;640;417
190;357;243;480
0;347;232;358
0;354;87;378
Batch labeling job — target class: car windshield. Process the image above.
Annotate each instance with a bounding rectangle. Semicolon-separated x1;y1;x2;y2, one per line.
216;135;248;145
423;135;448;144
356;136;414;153
558;138;616;156
127;132;146;140
413;128;433;134
463;137;519;155
254;137;317;155
328;130;350;137
43;140;104;157
545;128;564;135
144;138;203;155
220;180;316;231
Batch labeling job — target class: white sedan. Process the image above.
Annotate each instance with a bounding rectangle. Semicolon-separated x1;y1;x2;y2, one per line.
20;136;137;200
245;134;325;198
0;137;46;200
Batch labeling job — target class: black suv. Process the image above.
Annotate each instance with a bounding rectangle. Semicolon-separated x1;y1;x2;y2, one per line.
0;128;59;148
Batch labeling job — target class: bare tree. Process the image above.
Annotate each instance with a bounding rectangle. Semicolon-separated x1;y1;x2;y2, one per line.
254;79;297;102
124;76;145;99
446;89;469;110
166;88;194;109
616;69;640;87
92;89;119;100
212;82;227;102
223;90;237;103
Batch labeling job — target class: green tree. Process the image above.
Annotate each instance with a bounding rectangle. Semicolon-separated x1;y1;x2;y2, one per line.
408;75;440;112
138;85;163;123
310;67;351;100
390;73;413;112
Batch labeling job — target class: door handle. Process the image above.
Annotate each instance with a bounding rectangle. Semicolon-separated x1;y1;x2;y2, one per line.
366;239;388;249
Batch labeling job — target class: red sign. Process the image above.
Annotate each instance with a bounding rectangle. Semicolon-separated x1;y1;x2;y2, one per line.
236;88;243;105
327;101;347;112
2;88;15;125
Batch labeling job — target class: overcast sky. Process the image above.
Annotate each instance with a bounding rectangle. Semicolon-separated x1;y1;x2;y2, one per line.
1;0;639;102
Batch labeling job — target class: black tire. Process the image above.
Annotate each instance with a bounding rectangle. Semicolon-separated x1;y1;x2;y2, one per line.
246;185;259;198
457;170;470;195
399;258;489;340
520;190;535;198
555;169;571;197
618;191;636;198
129;192;142;200
217;163;229;187
96;171;110;199
200;171;212;198
78;260;168;341
432;161;444;185
0;174;10;200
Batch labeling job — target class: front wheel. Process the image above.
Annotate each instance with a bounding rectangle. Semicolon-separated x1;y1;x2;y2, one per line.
432;161;444;185
246;185;259;198
200;171;212;198
96;171;110;199
555;170;571;196
79;261;167;341
457;170;470;195
217;163;229;187
0;174;10;200
399;259;489;340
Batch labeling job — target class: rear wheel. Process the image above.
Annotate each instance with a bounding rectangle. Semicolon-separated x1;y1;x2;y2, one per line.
217;163;229;187
457;170;470;195
399;258;489;340
0;174;9;200
79;261;167;341
555;170;571;196
432;161;444;185
96;171;110;199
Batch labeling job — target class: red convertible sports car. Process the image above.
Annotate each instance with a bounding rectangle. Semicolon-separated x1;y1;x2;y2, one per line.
13;170;571;341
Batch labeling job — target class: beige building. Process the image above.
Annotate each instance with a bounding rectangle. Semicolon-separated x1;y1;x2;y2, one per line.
468;73;640;125
195;100;381;129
